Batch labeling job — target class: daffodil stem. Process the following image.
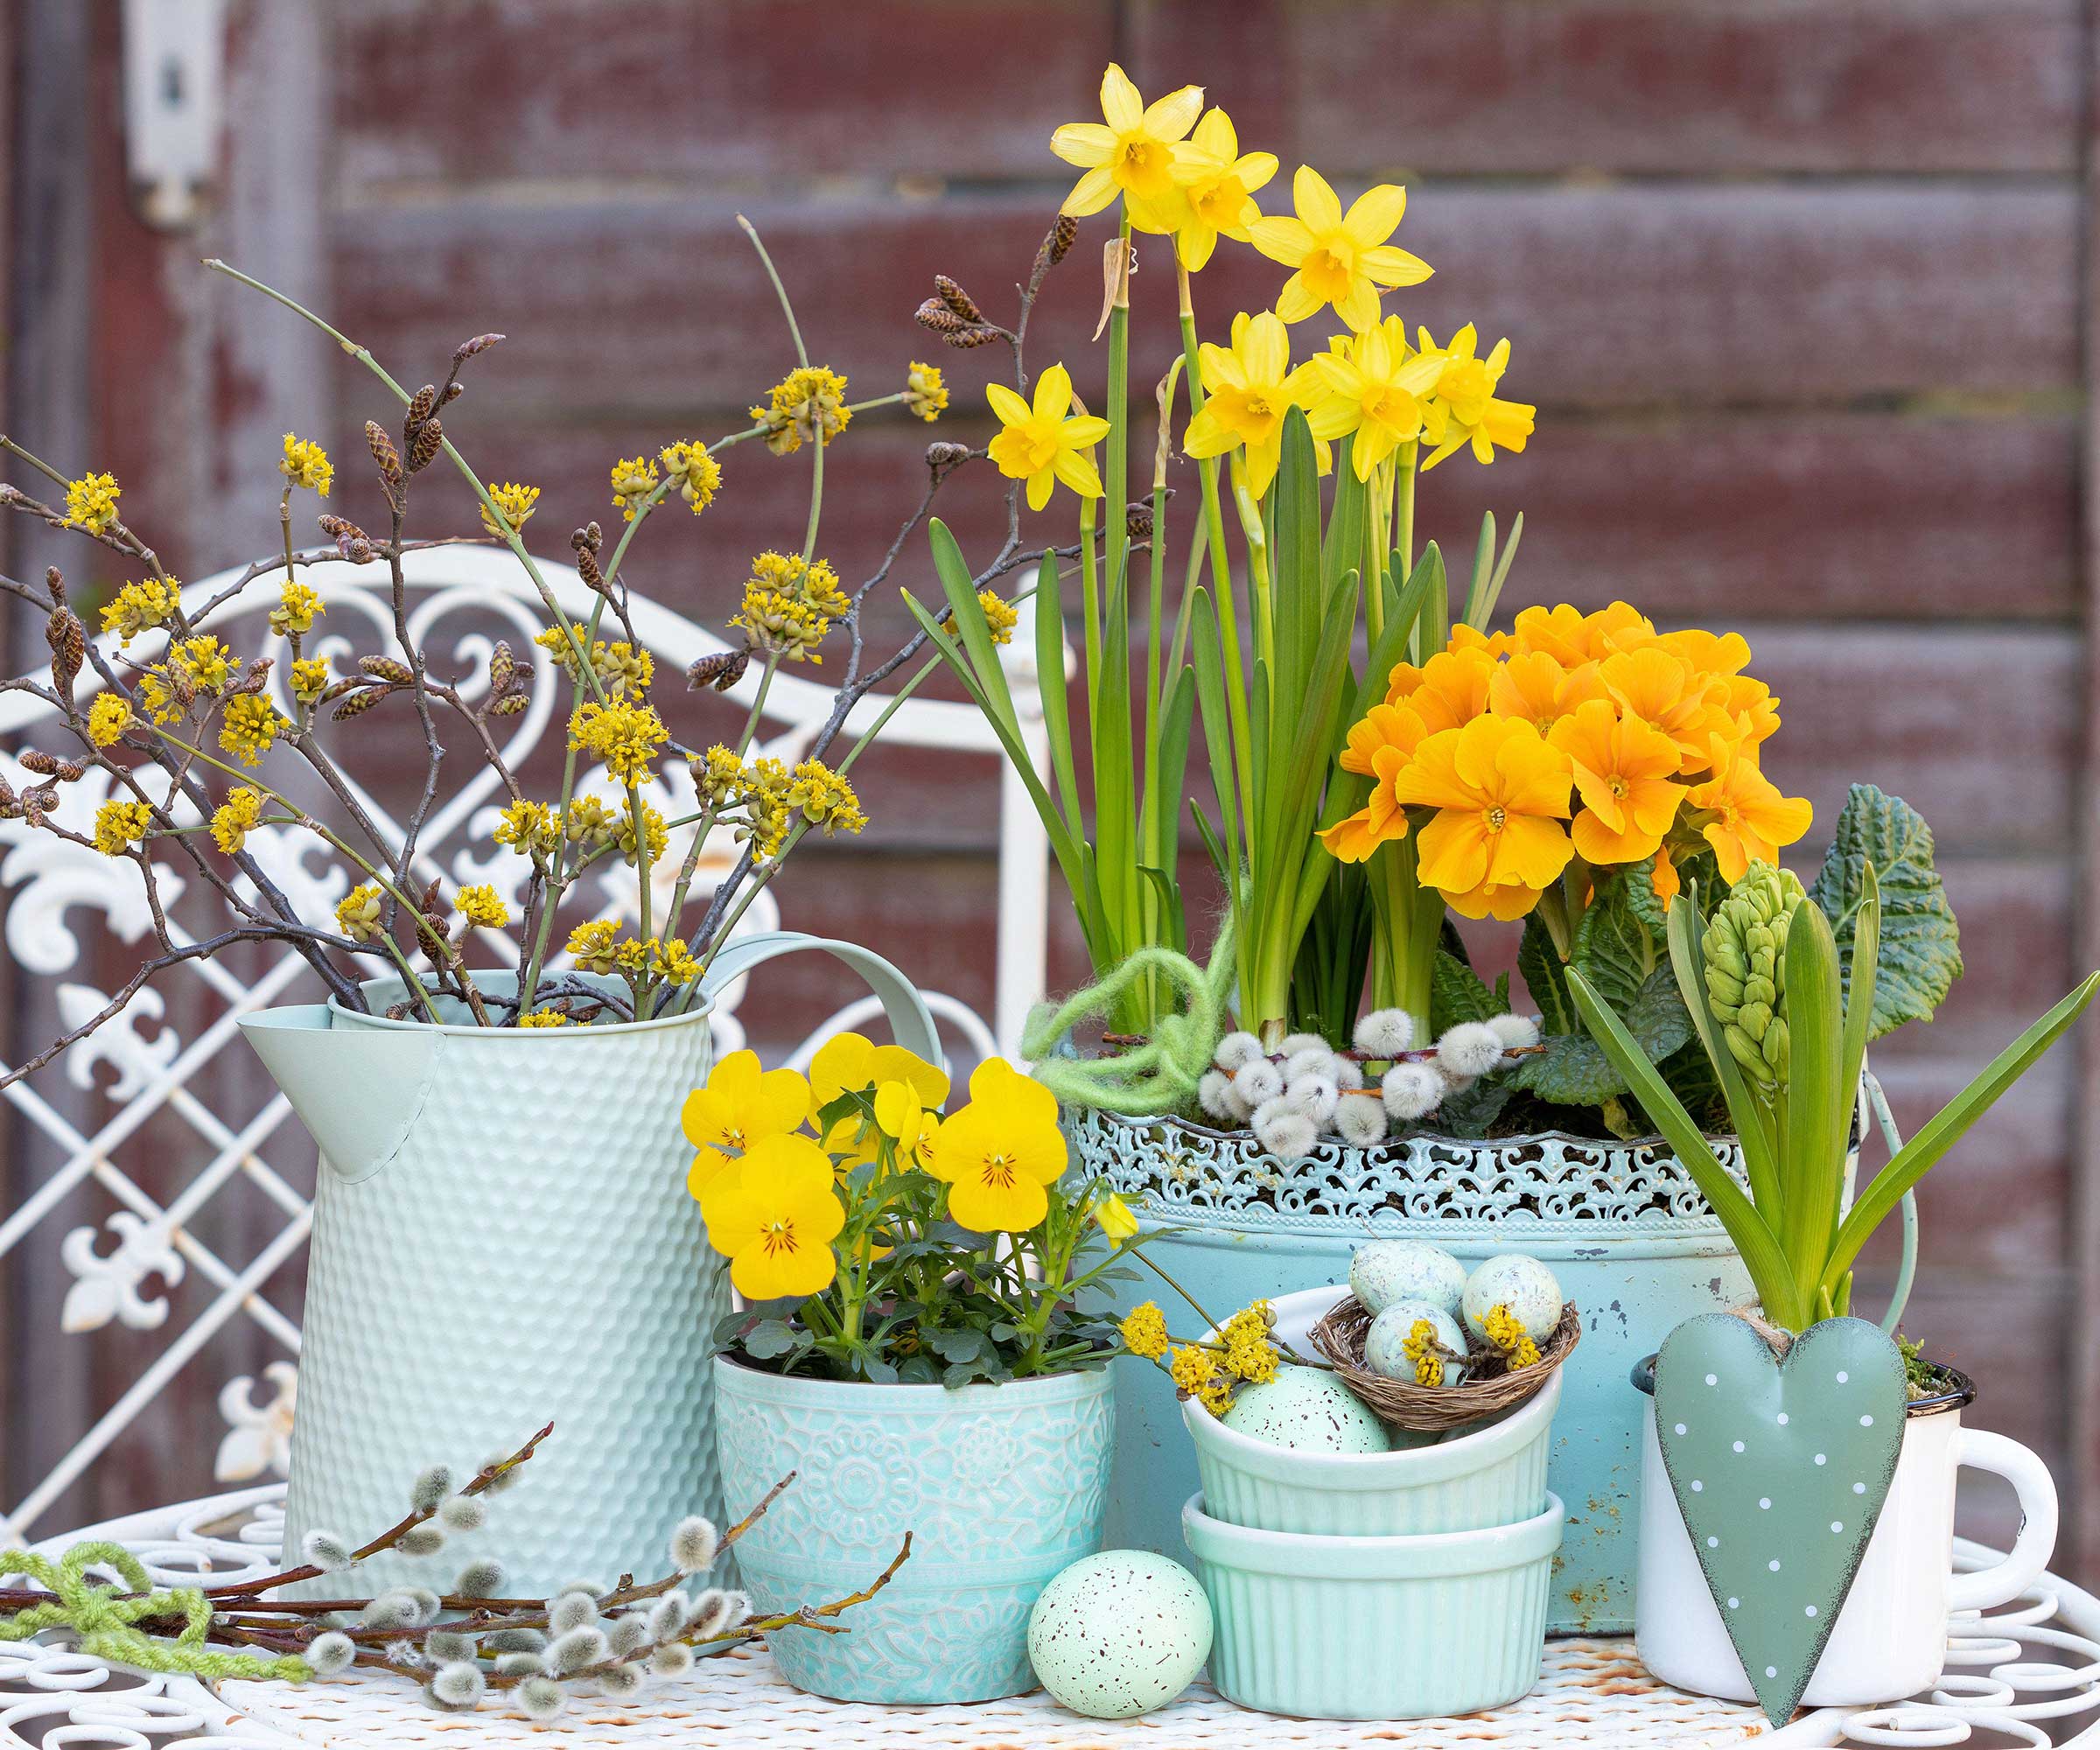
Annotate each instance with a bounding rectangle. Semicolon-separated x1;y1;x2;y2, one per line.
1078;496;1102;727
1396;440;1419;643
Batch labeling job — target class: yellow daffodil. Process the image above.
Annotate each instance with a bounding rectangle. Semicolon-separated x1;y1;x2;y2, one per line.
808;1032;949;1122
1685;734;1813;884
873;1079;941;1172
682;1048;811;1197
1251;166;1431;333
1418;325;1535;469
1547;698;1688;867
1183;311;1320;497
1166;106;1276;270
987;363;1111;512
1305;318;1444;479
698;1132;844;1300
927;1057;1066;1233
1051;63;1204;230
1320;703;1427;863
1394;714;1574;920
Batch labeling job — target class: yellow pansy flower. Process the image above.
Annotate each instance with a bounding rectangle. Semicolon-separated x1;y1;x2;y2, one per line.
986;363;1110;512
927;1057;1067;1234
1050;63;1204;232
807;1032;949;1120
1182;311;1320;498
1394;715;1574;920
682;1048;812;1197
1251;165;1432;333
1305;317;1445;480
1091;1193;1140;1242
1417;325;1535;470
698;1132;844;1300
1166;106;1276;270
873;1079;941;1172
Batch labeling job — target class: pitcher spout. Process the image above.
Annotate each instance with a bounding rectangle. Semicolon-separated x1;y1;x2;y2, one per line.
239;1004;444;1185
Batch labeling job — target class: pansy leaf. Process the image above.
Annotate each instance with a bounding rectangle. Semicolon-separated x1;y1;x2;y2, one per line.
1807;784;1961;1041
740;1320;799;1360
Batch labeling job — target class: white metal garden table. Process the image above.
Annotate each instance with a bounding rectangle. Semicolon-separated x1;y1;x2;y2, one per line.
4;1486;2096;1749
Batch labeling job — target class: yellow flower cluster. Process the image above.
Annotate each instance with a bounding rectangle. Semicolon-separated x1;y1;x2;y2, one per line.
750;365;851;456
494;797;560;860
134;668;180;725
211;787;263;854
93;799;152;856
64;472;121;533
290;657;331;704
456;884;509;928
947;589;1019;646
101;578;181;646
219;694;286;766
1401;1316;1452;1386
170;636;233;695
903;362;948;423
658;442;721;515
613;798;669;868
787;759;866;837
1481;1303;1542;1370
335;883;384;942
1320;604;1812;918
533;626;654;697
732;552;850;665
269;581;325;637
1218;1301;1280;1386
1168;1343;1228;1417
515;1009;570;1027
480;480;540;536
565;917;624;973
87;695;134;748
1119;1300;1171;1361
279;434;332;497
609;455;660;522
568;696;669;787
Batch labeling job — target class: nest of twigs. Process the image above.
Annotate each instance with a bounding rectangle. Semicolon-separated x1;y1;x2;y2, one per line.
1310;1297;1581;1433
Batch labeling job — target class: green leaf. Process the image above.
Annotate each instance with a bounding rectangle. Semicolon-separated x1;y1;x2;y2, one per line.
1517;914;1576;1037
1513;876;1690;1104
1779;899;1847;1300
1432;948;1501;1032
1032;549;1082;832
1510;965;1690;1106
1667;883;1782;1219
1808;784;1961;1040
742;1320;799;1360
1432;1076;1516;1140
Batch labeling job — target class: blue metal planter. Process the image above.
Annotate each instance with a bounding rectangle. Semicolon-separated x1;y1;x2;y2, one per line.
1071;1109;1751;1634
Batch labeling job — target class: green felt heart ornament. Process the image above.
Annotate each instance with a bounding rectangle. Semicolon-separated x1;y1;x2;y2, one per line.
1653;1314;1908;1726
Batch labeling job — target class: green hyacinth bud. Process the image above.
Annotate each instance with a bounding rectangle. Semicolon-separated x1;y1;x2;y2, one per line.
1703;862;1806;1090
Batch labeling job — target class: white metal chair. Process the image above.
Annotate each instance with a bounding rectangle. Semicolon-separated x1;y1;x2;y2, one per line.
0;545;1052;1537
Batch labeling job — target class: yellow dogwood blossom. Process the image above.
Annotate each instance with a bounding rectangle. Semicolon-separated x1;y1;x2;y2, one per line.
1183;311;1318;497
100;578;180;645
480;481;541;536
1251;165;1432;333
269;581;324;637
279;434;332;497
903;362;948;423
93;799;152;856
751;366;851;456
64;472;121;533
209;787;263;854
568;697;668;785
219;695;286;766
455;884;509;929
1050;63;1204;231
987;363;1110;512
1119;1301;1171;1361
657;444;720;515
86;695;134;748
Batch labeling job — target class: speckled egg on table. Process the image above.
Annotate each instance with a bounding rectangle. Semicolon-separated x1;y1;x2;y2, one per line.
1349;1239;1467;1318
1461;1252;1564;1343
1220;1363;1390;1453
1364;1298;1471;1385
1027;1550;1214;1718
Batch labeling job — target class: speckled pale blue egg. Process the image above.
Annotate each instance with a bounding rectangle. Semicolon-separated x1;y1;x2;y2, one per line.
1349;1239;1466;1317
1221;1363;1390;1453
1461;1252;1564;1342
1027;1550;1213;1718
1364;1298;1472;1385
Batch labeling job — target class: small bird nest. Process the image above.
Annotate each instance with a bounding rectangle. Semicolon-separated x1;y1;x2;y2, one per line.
1309;1296;1581;1433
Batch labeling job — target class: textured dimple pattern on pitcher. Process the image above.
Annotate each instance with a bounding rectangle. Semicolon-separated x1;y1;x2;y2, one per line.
279;1012;722;1599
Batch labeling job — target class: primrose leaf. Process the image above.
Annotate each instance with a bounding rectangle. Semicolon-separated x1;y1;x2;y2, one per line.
1513;883;1690;1106
1432;948;1501;1031
1808;784;1961;1041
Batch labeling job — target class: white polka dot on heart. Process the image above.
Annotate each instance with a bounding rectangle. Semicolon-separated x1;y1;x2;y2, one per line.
1759;1497;1770;1509
1837;1370;1849;1382
1805;1605;1817;1618
1776;1411;1788;1424
1831;1522;1844;1533
1853;1482;1866;1494
1728;1597;1740;1609
1814;1453;1826;1465
1706;1373;1718;1386
1766;1665;1778;1677
1674;1423;1686;1436
1690;1480;1704;1492
1732;1439;1745;1452
1768;1559;1782;1572
1860;1414;1873;1427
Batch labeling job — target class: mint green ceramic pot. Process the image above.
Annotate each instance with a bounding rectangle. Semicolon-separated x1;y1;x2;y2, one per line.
713;1357;1115;1704
1074;1109;1752;1633
1185;1490;1563;1718
238;934;936;1600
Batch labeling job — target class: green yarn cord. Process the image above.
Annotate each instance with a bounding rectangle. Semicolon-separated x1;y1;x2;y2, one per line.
1022;920;1236;1115
0;1541;311;1682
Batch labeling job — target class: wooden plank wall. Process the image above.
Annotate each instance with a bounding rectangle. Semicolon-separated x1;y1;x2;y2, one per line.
5;0;2096;1571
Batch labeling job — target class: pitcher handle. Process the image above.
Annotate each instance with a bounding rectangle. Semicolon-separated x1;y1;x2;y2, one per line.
1945;1428;2059;1614
696;931;942;1066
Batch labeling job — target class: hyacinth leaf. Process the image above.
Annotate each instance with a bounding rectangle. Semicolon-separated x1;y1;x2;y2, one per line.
1808;784;1960;1041
1566;963;1802;1326
1779;900;1846;1303
1666;886;1783;1222
1820;968;2100;1298
1835;862;1881;1184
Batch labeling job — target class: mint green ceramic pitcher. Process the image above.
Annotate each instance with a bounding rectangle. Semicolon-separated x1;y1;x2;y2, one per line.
239;933;938;1598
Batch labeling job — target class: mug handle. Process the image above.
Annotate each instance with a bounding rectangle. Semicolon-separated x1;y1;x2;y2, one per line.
1945;1427;2060;1614
696;930;942;1067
